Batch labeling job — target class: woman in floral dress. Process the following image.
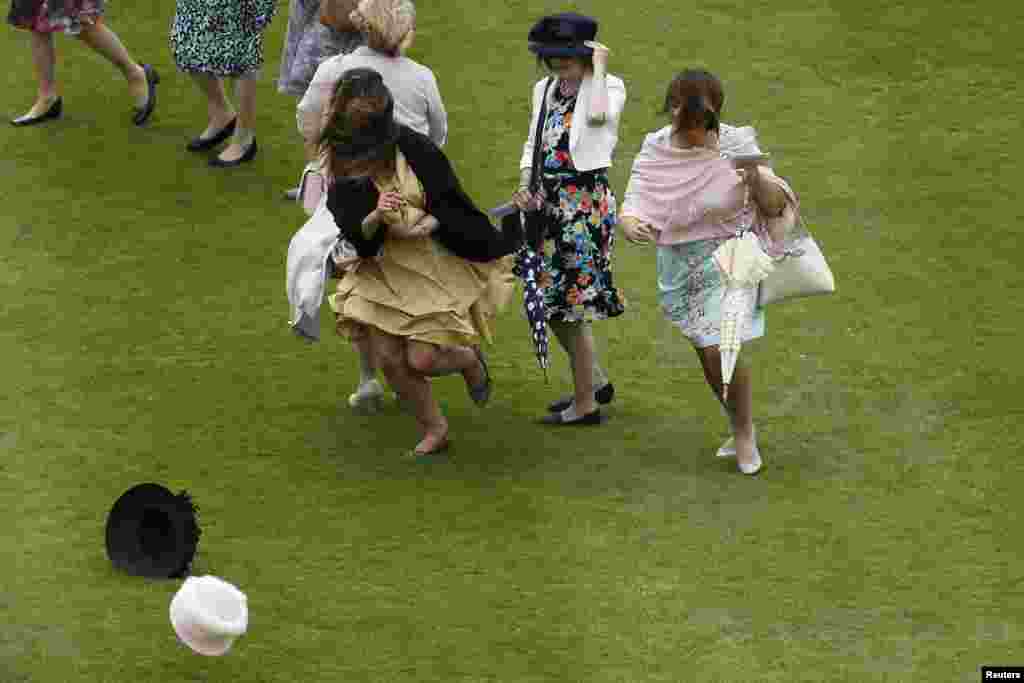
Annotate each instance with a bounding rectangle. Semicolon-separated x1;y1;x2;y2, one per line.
512;12;627;425
171;0;276;166
7;0;159;126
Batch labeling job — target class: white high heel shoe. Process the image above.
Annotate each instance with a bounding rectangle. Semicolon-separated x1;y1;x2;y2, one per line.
737;443;763;475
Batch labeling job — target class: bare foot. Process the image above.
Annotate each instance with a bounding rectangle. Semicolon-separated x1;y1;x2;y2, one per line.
413;424;449;455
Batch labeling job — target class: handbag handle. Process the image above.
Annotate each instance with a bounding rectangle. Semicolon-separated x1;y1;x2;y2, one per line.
521;77;554;250
528;77;554;195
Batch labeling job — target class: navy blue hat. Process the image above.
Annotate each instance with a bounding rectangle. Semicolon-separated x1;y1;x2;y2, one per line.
528;13;598;58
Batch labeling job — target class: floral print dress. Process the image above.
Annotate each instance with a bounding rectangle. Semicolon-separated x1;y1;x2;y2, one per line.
170;0;277;77
277;0;364;96
536;85;626;323
8;0;103;35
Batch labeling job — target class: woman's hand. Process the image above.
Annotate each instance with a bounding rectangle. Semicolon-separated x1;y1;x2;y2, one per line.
376;191;405;213
620;217;656;245
583;41;610;70
512;188;540;212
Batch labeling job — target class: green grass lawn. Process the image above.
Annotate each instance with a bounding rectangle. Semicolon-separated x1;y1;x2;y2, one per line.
3;0;1023;680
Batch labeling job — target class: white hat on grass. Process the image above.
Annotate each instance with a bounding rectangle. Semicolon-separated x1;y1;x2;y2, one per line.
169;575;248;656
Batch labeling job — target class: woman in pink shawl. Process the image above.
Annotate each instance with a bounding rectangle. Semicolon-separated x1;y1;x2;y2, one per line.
618;69;797;475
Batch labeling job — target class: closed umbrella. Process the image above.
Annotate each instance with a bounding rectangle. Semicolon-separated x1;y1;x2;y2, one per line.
712;231;776;400
512;244;550;382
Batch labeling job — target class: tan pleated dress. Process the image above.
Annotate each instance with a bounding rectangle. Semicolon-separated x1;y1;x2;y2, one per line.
328;150;516;347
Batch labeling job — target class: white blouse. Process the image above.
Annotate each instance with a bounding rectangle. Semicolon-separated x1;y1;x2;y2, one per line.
296;46;448;147
519;73;627;173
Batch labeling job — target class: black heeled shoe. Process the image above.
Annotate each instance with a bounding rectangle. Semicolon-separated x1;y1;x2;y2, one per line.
209;138;258;168
547;382;615;413
539;407;605;426
132;64;160;126
186;118;237;152
10;97;62;127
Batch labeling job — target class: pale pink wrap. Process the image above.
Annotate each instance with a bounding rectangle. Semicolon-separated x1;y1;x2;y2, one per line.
620;125;797;255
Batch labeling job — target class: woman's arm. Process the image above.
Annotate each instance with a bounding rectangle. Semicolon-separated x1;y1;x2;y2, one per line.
297;56;345;144
389;212;440;239
327;179;387;258
742;167;786;217
423;70;448;148
519;80;545;175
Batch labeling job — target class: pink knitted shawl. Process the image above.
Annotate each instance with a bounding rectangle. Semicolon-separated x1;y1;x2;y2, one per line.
621;125;795;248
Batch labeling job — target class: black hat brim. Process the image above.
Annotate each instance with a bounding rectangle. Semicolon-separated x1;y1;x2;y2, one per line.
105;483;200;579
529;43;595;58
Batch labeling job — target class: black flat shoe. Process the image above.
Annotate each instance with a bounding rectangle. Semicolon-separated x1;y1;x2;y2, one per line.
132;64;160;126
539;408;605;426
547;382;615;413
209;139;257;168
187;118;237;152
10;97;62;127
467;347;492;406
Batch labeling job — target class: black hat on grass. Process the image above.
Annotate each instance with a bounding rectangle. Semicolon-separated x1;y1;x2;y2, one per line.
105;483;201;578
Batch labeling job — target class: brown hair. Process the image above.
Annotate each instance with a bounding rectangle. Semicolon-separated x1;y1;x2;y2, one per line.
662;68;724;133
319;68;397;180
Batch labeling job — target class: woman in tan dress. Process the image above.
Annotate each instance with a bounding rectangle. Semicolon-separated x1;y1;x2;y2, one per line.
321;68;518;456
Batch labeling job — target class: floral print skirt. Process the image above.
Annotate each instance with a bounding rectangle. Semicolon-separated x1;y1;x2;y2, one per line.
170;0;271;77
8;0;103;35
537;169;626;323
277;0;363;96
657;237;765;349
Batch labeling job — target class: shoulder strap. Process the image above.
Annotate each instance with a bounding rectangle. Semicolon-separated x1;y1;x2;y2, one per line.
528;77;554;193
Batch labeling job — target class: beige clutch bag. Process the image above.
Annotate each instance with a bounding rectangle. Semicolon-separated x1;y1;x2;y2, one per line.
757;204;836;306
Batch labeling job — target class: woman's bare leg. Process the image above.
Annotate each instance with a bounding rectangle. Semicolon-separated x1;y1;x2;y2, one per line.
20;32;59;118
369;331;447;451
189;72;236;138
75;22;147;106
405;341;483;389
217;76;257;161
549;320;597;415
696;346;756;467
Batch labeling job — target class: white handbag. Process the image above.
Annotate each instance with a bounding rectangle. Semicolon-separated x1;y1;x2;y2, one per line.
757;203;835;306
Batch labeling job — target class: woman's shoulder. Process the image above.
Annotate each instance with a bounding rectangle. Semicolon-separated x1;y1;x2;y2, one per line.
604;73;626;90
399;57;437;79
718;123;761;155
397;125;446;164
633;125;672;154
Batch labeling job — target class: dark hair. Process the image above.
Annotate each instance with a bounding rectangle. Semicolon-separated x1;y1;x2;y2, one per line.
537;54;594;72
319;68;397;180
662;68;724;133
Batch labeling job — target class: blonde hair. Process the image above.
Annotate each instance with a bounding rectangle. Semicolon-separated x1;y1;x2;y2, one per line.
349;0;416;56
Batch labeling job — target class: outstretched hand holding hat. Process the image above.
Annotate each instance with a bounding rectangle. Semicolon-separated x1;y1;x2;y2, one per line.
583;40;610;68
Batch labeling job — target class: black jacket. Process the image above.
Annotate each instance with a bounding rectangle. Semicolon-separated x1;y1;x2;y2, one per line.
326;126;521;262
